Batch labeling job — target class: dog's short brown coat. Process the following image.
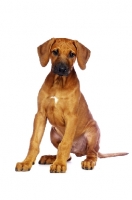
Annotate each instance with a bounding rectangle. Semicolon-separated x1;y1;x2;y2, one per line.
15;38;128;172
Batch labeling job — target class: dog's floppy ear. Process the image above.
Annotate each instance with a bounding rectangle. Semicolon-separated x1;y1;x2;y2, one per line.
74;40;91;70
37;38;55;67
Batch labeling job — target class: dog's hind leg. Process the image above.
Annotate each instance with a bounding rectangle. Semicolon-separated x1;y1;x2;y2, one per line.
38;127;71;164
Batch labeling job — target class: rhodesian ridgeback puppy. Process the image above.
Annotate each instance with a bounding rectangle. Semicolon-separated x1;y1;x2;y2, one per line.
15;38;128;172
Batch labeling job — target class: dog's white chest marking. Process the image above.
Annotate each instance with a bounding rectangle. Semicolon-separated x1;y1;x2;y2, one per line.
50;96;59;104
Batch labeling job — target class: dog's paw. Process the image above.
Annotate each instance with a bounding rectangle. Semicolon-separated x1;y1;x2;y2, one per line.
39;155;72;165
39;155;56;164
50;162;67;173
15;161;34;172
81;159;96;170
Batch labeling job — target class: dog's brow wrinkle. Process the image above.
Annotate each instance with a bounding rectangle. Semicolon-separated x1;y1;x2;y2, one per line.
50;96;59;104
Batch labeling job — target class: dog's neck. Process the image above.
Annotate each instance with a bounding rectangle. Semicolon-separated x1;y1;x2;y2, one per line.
44;68;79;93
53;75;67;88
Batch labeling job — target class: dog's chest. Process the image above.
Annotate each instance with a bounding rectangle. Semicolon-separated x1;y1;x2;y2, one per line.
45;95;65;126
46;95;60;109
50;96;59;104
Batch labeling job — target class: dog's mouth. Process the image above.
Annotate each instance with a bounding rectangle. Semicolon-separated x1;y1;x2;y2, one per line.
52;62;71;76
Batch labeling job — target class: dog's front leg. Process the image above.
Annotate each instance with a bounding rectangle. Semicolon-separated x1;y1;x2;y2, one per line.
81;121;100;170
15;112;47;171
50;115;77;173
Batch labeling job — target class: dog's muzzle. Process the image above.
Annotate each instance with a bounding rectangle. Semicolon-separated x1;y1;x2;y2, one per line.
52;62;70;76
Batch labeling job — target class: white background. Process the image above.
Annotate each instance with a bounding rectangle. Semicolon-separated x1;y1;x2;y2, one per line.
0;0;132;199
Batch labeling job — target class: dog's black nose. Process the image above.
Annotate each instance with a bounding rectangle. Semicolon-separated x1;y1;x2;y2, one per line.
58;65;67;73
53;62;69;76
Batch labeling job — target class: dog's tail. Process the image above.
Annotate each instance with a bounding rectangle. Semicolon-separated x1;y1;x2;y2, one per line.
98;152;129;158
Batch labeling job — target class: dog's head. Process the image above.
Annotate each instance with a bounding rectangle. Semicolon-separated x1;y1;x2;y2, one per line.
37;38;91;76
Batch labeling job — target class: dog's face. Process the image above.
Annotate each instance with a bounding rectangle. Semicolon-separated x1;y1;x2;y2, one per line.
38;38;91;76
50;39;77;76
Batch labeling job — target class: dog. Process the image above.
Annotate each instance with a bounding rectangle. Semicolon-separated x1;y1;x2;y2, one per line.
15;38;128;172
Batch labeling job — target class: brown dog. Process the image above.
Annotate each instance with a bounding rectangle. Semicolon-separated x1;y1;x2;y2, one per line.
15;38;128;172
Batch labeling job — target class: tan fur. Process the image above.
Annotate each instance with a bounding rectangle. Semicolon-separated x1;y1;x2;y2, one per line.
15;38;128;172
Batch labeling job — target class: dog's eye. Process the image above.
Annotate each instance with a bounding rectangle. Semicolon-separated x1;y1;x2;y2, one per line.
69;51;76;58
52;49;59;56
